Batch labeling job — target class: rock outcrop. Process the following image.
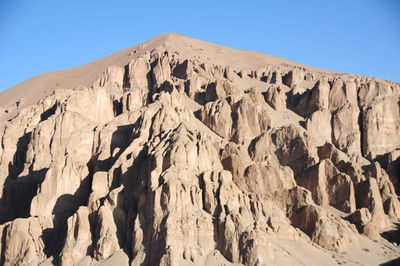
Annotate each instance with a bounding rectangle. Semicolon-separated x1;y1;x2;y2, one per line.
0;33;399;265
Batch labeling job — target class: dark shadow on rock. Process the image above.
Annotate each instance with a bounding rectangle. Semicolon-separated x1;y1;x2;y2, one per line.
0;224;9;266
110;125;135;158
7;132;31;178
118;146;150;261
113;99;123;116
285;81;320;118
381;222;400;245
40;103;57;122
172;60;190;80
93;123;136;173
44;166;93;262
3;168;48;220
123;64;130;89
373;150;400;194
380;257;400;266
260;76;268;83
0;132;47;223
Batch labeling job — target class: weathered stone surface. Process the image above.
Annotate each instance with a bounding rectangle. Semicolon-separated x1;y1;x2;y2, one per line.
198;99;232;139
263;85;286;111
348;207;372;232
297;159;356;213
243;158;296;194
127;54;151;88
230;88;274;144
94;66;125;89
362;97;400;159
356;177;388;229
366;162;400;218
93;206;121;260
272;124;319;176
0;33;399;266
151;52;172;88
60;207;92;266
330;104;360;157
1;217;52;266
305;109;331;146
290;204;358;251
288;79;329;117
386;149;400;193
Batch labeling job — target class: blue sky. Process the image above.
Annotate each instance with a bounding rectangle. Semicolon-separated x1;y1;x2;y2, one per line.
0;0;399;92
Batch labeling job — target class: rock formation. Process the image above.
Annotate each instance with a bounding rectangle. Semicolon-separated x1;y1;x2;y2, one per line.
0;33;399;265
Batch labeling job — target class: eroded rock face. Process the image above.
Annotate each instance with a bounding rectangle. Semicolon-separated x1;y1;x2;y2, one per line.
0;34;399;266
1;217;52;266
60;207;92;266
362;97;400;159
263;85;286;111
127;53;151;88
297;159;356;213
94;66;125;89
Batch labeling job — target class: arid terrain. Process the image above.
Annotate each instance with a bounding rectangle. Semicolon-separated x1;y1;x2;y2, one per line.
0;33;399;265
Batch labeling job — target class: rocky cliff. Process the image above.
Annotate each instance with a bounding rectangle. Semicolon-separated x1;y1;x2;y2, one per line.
0;33;399;265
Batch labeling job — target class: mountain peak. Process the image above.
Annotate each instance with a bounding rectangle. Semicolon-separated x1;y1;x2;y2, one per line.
1;32;400;266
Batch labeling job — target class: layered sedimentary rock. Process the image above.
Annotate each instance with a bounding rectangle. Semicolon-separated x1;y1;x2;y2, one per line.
0;33;399;265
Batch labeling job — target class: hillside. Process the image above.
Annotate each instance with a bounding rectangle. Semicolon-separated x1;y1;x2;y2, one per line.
0;33;399;266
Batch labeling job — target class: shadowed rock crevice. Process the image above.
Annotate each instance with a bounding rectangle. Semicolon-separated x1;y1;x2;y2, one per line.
381;222;400;245
6;168;48;219
1;132;35;223
40;103;58;122
0;224;9;266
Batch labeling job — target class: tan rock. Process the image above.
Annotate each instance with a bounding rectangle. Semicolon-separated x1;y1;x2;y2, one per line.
198;99;232;139
127;54;151;88
362;96;400;159
332;104;361;155
60;207;92;266
1;33;400;266
366;162;400;218
2;217;51;266
263;85;286;111
272;124;319;176
288;79;329;117
358;79;394;106
94;66;125;89
386;149;400;192
244;158;296;194
231;88;274;144
305;109;331;146
94;206;120;260
152;53;172;87
283;69;304;88
361;222;381;240
205;79;230;102
121;88;148;113
248;131;275;162
348;207;372;232
224;65;236;81
172;59;194;80
297;159;356;212
184;77;203;100
356;177;388;229
310;79;330;110
290;204;358;251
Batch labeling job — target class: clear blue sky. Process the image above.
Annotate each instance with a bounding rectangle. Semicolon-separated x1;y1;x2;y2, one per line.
0;0;399;92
